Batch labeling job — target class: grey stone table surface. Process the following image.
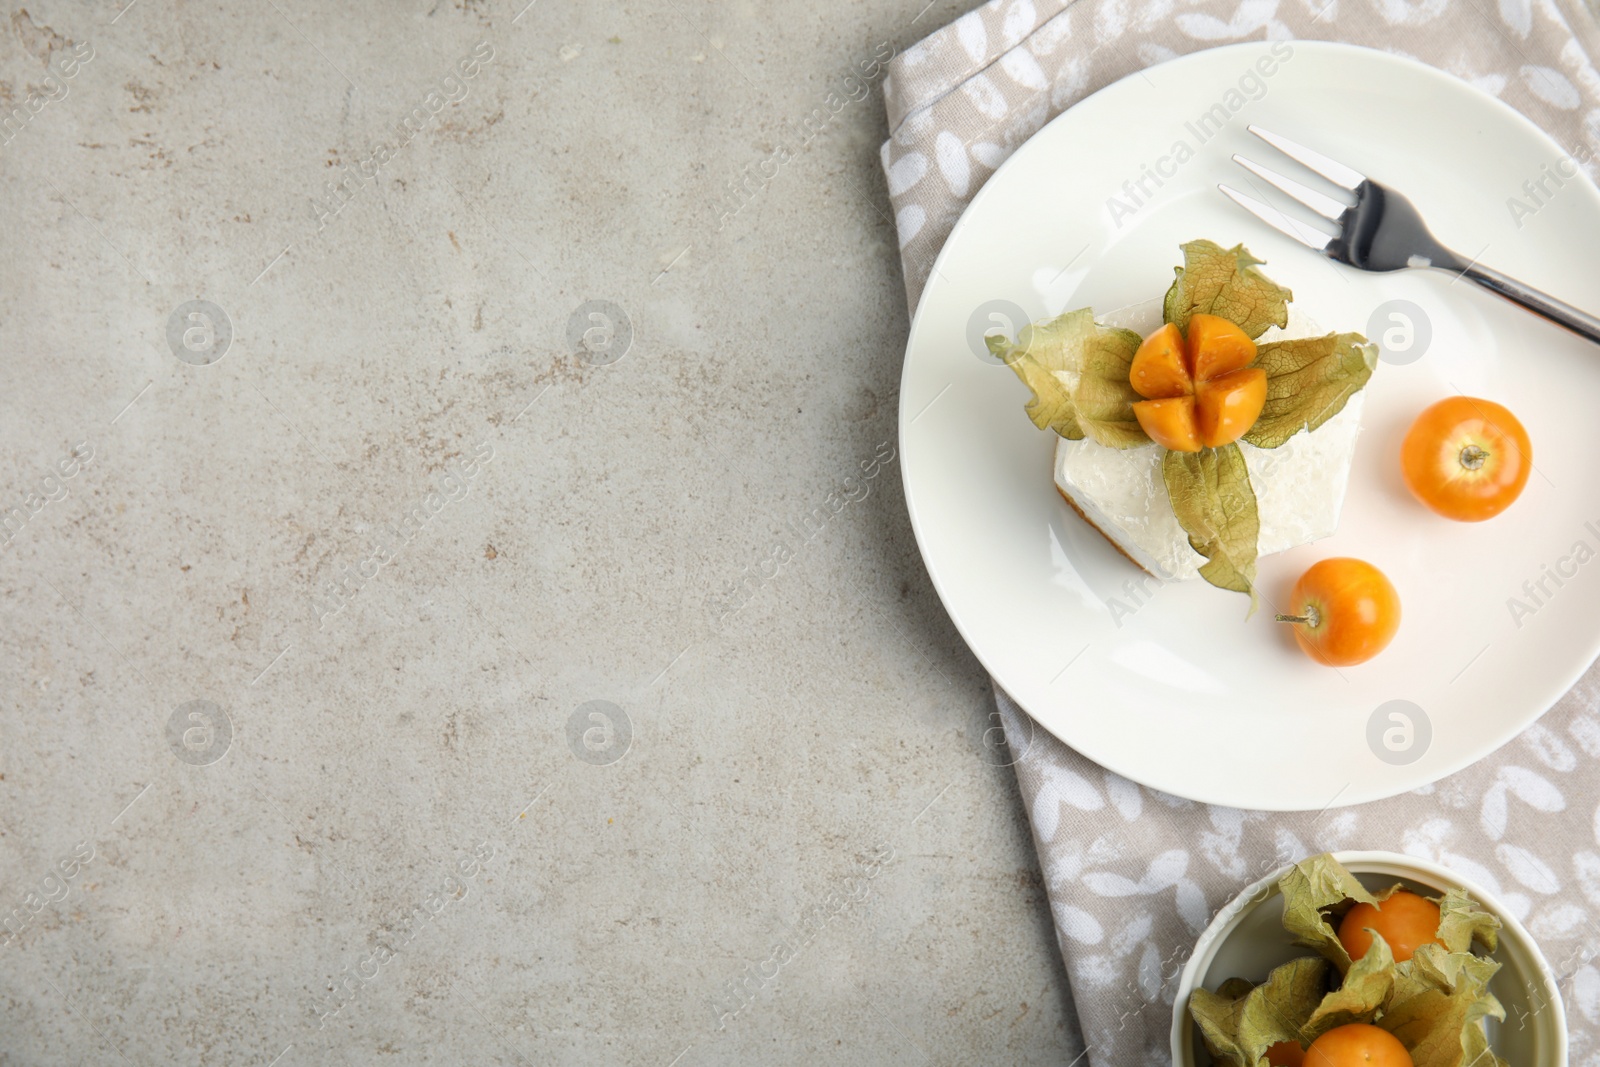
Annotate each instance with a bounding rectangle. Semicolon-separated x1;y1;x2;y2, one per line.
0;1;1082;1064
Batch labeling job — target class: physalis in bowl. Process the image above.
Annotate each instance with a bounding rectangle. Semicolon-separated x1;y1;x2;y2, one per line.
1190;854;1509;1067
988;240;1378;608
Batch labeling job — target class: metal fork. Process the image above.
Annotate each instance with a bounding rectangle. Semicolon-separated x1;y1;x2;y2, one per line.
1220;124;1600;346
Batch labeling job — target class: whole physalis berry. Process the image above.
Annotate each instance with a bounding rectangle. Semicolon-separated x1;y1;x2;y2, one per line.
1400;396;1531;522
1277;557;1401;667
1129;314;1268;452
1337;890;1442;963
1304;1023;1413;1067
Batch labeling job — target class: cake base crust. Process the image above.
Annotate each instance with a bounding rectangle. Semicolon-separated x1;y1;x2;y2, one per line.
1054;482;1159;579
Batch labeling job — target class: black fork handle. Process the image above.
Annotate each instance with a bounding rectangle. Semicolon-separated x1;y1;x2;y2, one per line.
1458;262;1600;347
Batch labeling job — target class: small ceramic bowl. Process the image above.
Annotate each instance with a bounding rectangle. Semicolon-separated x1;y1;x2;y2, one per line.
1169;850;1567;1065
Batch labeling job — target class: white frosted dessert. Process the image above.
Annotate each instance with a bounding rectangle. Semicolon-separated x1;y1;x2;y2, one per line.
1054;300;1363;581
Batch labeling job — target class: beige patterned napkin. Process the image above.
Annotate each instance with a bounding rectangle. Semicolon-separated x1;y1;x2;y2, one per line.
882;1;1600;1063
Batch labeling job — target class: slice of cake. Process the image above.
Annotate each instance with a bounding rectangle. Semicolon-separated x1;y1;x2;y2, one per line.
990;240;1378;599
1054;300;1365;581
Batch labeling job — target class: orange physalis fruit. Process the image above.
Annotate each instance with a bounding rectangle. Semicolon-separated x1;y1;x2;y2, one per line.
1278;557;1402;667
1303;1023;1413;1067
1400;397;1531;522
1129;323;1192;399
1337;890;1442;963
1186;314;1257;379
1195;368;1268;448
1132;395;1202;452
1129;314;1266;450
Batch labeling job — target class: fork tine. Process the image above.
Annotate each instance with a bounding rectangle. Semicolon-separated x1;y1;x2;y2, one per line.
1218;184;1336;252
1247;125;1366;192
1232;154;1353;222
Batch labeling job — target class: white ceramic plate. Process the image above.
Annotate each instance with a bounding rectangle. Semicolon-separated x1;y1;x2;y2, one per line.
1169;851;1567;1064
899;41;1600;809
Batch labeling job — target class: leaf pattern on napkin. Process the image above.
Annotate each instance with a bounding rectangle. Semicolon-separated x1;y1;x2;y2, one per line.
998;684;1600;1063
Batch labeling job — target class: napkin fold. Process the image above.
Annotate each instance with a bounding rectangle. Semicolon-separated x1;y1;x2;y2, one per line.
882;2;1600;1062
